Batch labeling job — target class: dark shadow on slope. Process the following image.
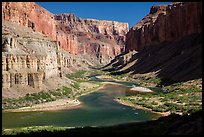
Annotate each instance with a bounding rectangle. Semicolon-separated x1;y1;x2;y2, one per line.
109;33;202;85
100;52;129;72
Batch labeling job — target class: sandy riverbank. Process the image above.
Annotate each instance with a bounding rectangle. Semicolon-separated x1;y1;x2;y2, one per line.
4;99;82;112
129;86;153;93
114;98;171;117
3;82;116;113
3;77;151;113
95;75;119;81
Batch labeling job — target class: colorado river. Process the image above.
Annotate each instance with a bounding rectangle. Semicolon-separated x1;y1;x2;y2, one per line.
2;76;161;128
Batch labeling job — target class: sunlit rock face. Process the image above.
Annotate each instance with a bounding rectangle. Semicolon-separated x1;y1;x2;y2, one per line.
2;2;57;40
2;2;129;64
54;13;129;64
2;20;88;92
125;2;202;52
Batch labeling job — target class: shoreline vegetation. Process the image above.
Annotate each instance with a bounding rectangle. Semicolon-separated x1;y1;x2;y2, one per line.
3;71;120;112
114;98;171;117
3;82;128;112
110;76;201;116
2;69;202;116
2;69;202;135
4;99;82;112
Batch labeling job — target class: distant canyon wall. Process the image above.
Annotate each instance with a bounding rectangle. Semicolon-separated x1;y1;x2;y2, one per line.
55;13;128;63
125;2;202;52
2;2;128;64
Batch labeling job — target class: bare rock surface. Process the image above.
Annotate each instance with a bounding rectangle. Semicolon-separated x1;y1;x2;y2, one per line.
2;2;128;64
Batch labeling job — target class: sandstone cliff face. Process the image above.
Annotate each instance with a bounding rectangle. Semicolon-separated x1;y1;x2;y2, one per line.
2;2;128;64
2;20;58;89
2;20;90;97
55;13;128;41
2;2;129;97
55;13;128;63
2;2;56;40
125;2;202;52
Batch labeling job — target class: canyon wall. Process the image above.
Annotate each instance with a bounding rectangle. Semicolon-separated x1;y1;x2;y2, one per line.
105;2;202;83
125;2;202;52
2;2;56;40
2;20;89;93
2;2;129;97
2;20;57;89
55;13;128;63
2;2;128;64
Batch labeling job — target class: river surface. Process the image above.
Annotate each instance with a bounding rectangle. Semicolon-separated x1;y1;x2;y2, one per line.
2;76;161;128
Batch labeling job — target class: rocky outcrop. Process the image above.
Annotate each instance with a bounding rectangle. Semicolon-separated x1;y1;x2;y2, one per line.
2;71;44;89
2;2;128;64
125;2;202;52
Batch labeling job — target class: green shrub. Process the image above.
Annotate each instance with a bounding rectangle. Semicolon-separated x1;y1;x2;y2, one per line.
66;70;86;80
62;87;72;95
137;101;144;105
152;101;158;105
71;82;80;90
172;82;182;86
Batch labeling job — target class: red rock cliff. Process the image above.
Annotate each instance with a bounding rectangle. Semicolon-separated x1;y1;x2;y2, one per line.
55;13;128;63
125;2;202;52
2;2;129;63
2;2;80;55
2;2;56;40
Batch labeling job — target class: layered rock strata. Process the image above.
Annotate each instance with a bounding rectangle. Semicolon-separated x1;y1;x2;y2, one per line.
55;13;128;64
125;2;202;52
2;2;56;40
2;20;89;94
2;2;129;64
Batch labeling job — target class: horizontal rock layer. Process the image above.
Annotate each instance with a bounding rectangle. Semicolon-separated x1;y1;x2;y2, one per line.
55;13;128;64
2;20;89;92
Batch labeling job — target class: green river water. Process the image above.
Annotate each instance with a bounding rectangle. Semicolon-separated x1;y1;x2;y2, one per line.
2;76;161;128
